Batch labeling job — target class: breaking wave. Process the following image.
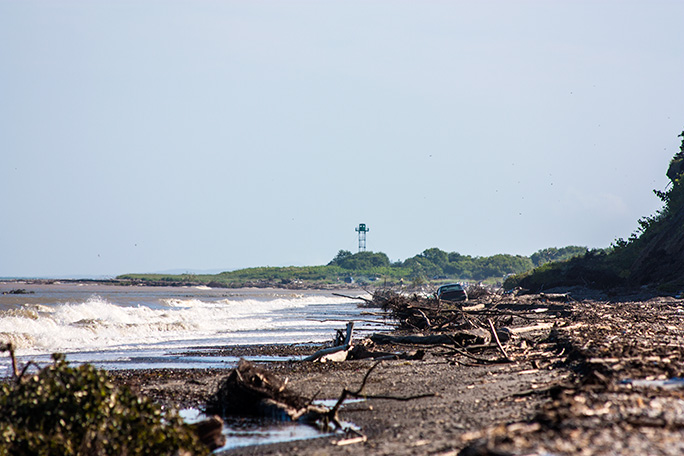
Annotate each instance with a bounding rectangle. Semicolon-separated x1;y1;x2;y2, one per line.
0;294;356;356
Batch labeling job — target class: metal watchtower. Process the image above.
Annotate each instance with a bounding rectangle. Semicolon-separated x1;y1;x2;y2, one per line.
355;223;369;252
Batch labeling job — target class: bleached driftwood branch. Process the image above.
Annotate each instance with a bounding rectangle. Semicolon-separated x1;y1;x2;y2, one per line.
303;322;354;362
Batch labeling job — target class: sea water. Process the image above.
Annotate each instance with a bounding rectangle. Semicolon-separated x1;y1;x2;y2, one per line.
0;282;392;375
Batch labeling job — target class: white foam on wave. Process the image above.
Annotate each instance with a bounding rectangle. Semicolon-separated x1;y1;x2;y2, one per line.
161;294;353;314
0;294;360;356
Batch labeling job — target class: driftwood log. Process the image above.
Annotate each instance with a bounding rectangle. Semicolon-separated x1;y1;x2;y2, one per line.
332;292;374;305
304;322;354;362
347;340;426;361
371;328;495;347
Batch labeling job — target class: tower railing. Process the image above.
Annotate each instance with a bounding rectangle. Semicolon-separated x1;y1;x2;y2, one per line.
355;223;369;252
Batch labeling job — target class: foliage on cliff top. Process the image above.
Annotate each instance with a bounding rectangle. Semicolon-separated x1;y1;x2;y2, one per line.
505;130;684;293
0;349;208;456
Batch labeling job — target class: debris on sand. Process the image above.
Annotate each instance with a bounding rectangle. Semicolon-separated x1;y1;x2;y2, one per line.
458;296;684;455
205;358;435;440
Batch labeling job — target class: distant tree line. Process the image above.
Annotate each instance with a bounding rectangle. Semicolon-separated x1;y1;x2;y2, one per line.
328;250;391;270
328;246;587;281
120;245;588;287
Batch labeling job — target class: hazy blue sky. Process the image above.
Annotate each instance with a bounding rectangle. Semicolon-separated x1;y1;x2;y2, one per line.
2;1;683;278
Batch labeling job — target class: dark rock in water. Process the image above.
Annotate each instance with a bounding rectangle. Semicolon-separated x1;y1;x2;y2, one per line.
3;289;33;295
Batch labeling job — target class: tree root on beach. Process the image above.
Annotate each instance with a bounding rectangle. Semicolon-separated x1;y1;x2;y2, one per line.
205;359;435;438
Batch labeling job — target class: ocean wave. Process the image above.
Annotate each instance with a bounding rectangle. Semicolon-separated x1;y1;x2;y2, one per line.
159;294;355;310
0;332;36;349
0;292;368;356
0;307;40;320
0;285;390;373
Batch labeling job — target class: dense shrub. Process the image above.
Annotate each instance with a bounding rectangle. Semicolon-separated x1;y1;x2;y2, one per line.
0;353;208;456
503;251;622;292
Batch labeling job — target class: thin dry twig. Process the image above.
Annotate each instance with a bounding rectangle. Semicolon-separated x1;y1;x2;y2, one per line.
488;318;512;362
416;309;432;327
327;361;436;429
444;344;509;365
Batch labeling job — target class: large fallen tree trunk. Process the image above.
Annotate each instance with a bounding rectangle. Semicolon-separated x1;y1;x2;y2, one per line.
347;340;426;361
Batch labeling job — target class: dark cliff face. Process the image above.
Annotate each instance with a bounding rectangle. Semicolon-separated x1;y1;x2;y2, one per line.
628;207;684;288
628;133;684;290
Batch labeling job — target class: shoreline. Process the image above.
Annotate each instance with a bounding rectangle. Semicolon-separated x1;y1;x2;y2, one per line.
0;277;386;291
0;284;390;375
106;292;684;455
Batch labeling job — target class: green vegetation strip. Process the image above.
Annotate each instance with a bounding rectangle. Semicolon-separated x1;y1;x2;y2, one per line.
119;247;587;287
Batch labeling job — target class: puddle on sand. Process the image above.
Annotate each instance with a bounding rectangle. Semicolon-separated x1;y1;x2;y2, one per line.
180;408;334;452
621;377;684;389
87;354;296;371
312;398;365;408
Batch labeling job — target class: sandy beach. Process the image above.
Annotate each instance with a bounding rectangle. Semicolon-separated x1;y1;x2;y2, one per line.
110;345;560;456
108;290;684;455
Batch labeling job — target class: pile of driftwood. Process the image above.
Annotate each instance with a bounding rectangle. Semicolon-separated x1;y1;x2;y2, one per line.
372;288;571;331
458;295;684;455
298;288;577;368
361;289;574;365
